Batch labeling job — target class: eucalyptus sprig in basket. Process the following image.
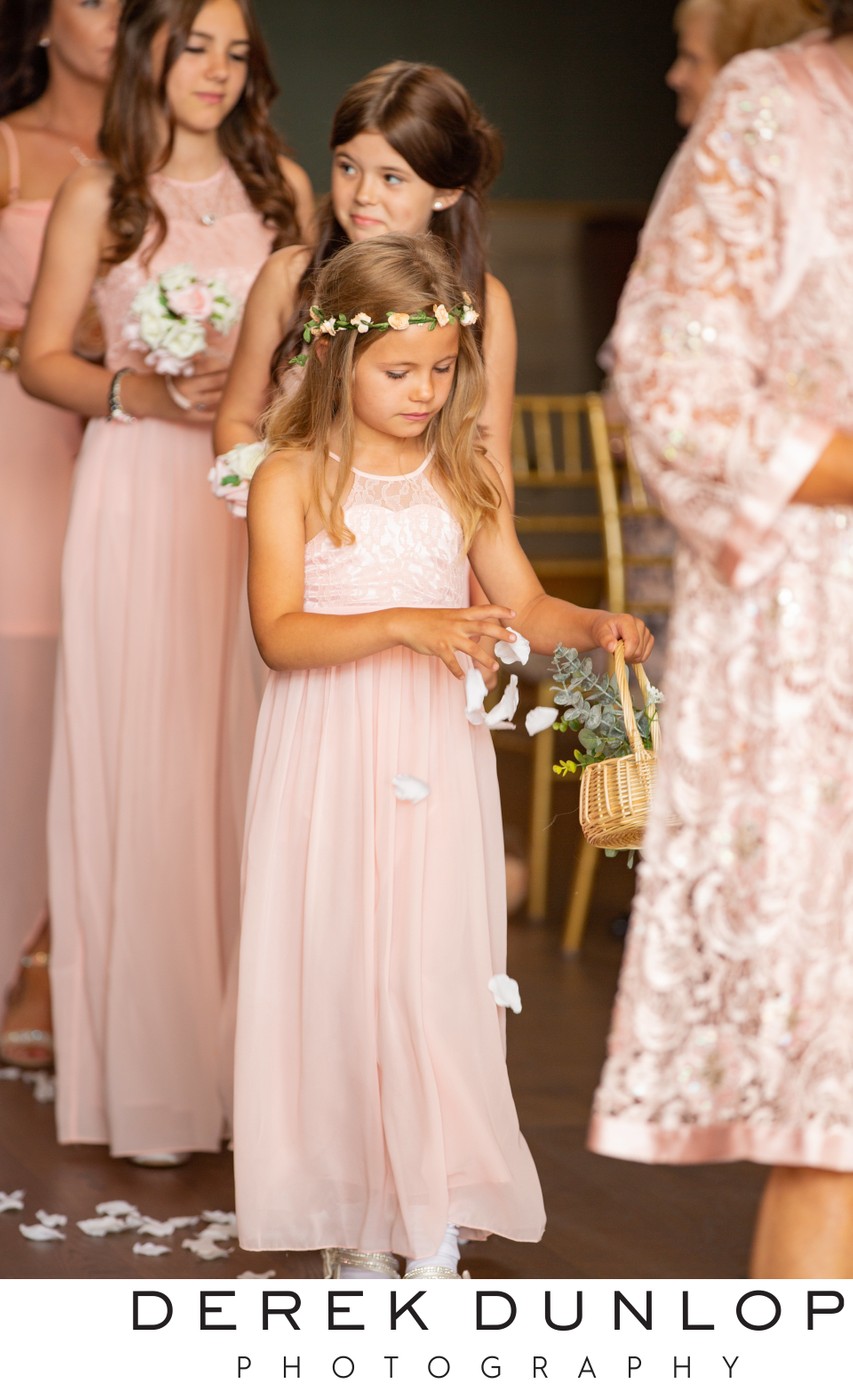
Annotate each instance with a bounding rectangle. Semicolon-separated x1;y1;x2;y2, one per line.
550;641;663;851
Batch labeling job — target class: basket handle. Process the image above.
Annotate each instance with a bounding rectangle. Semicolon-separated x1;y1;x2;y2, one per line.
612;641;661;757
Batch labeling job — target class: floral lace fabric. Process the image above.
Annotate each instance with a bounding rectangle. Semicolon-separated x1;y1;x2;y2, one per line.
304;454;470;613
589;38;853;1170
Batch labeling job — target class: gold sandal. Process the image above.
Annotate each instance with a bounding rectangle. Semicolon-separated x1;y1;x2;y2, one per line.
403;1264;470;1279
322;1248;400;1279
0;951;54;1070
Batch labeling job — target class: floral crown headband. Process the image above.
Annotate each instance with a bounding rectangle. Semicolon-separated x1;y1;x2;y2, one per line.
290;295;478;366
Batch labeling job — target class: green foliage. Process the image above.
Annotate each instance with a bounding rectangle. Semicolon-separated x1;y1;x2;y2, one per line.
549;645;660;772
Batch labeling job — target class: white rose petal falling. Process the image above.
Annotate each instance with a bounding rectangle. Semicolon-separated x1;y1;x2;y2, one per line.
525;706;559;736
494;627;531;666
392;774;430;804
488;973;523;1014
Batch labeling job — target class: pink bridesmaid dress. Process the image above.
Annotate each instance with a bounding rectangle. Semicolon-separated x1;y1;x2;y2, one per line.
49;164;270;1157
234;454;546;1258
0;121;80;997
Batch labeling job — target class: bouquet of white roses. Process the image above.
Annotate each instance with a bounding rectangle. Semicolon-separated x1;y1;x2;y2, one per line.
208;440;266;517
123;263;240;376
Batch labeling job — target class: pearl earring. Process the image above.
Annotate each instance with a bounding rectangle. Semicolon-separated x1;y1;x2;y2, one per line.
39;36;50;47
433;200;443;211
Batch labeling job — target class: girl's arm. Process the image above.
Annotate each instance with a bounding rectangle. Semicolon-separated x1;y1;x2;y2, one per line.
469;462;653;662
247;451;517;676
213;245;309;454
480;273;517;498
279;156;316;244
20;167;223;422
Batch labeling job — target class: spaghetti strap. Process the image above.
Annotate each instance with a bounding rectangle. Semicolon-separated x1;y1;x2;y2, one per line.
0;122;20;202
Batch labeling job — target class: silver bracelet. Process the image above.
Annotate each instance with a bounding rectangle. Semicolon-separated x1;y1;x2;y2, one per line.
164;374;193;411
107;367;135;423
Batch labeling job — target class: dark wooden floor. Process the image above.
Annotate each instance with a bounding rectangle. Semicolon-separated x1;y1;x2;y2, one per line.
0;753;765;1281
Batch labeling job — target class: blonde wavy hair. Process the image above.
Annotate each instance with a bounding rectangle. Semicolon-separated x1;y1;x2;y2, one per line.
674;0;826;65
263;233;499;551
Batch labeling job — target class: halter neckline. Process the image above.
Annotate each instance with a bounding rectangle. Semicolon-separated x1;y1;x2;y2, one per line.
328;447;435;479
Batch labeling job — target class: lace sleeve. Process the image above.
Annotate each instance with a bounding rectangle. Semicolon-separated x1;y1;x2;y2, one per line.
611;50;834;589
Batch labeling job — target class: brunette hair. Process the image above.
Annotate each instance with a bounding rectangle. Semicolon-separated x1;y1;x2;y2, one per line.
272;61;502;378
100;0;299;265
674;0;826;65
263;233;499;551
827;0;853;33
0;0;51;119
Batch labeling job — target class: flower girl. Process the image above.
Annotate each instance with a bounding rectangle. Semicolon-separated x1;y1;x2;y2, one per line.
20;0;311;1164
234;233;652;1276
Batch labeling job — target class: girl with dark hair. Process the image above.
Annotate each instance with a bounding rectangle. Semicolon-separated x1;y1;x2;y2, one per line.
591;16;853;1274
20;0;311;1166
214;61;514;487
0;0;120;1073
234;233;651;1276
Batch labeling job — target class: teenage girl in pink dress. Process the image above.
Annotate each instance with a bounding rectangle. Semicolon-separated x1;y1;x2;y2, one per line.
20;0;312;1164
234;233;653;1277
0;0;121;1071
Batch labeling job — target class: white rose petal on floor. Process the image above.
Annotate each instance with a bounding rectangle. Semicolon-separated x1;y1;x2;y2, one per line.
238;1270;277;1279
77;1216;131;1237
132;1241;171;1257
20;1223;65;1241
525;706;559;736
0;1190;25;1213
392;773;430;804
35;1210;67;1228
183;1236;231;1261
96;1200;139;1217
488;973;523;1014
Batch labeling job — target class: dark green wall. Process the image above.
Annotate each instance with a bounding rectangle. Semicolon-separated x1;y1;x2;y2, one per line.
256;0;681;205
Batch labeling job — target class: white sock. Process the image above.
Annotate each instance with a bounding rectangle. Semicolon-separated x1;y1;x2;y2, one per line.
406;1224;460;1275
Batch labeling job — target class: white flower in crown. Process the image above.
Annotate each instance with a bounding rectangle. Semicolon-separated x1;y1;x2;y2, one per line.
320;318;337;336
159;263;195;293
350;312;372;333
387;313;410;331
433;303;450;327
460;305;479;326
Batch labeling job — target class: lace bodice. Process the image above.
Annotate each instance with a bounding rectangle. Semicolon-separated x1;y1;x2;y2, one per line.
94;162;272;371
303;452;469;613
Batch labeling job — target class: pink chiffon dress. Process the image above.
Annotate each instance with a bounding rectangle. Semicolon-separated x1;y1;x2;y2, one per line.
233;453;545;1259
589;37;853;1171
0;121;80;995
49;163;270;1157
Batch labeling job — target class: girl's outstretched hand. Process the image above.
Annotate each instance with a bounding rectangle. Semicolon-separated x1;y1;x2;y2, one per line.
589;612;654;664
396;605;517;680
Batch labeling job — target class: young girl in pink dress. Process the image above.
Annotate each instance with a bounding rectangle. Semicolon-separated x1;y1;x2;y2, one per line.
20;0;312;1164
234;233;653;1277
0;0;121;1071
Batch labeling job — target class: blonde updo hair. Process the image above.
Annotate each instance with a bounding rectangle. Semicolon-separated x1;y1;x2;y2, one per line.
674;0;826;66
263;233;500;551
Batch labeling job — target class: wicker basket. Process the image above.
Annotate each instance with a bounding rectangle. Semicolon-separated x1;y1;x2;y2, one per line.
578;641;660;851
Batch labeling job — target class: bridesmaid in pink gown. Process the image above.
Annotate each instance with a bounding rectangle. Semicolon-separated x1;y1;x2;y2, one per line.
234;233;652;1275
0;0;121;1069
20;0;311;1162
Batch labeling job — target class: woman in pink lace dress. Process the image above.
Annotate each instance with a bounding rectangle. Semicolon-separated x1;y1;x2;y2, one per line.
20;0;311;1163
590;17;853;1275
0;0;120;1070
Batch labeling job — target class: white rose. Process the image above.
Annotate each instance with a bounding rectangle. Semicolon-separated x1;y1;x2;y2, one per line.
350;312;372;333
218;440;266;482
131;281;165;316
138;308;170;350
159;264;196;293
320;318;337;336
460;306;479;327
161;318;207;361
